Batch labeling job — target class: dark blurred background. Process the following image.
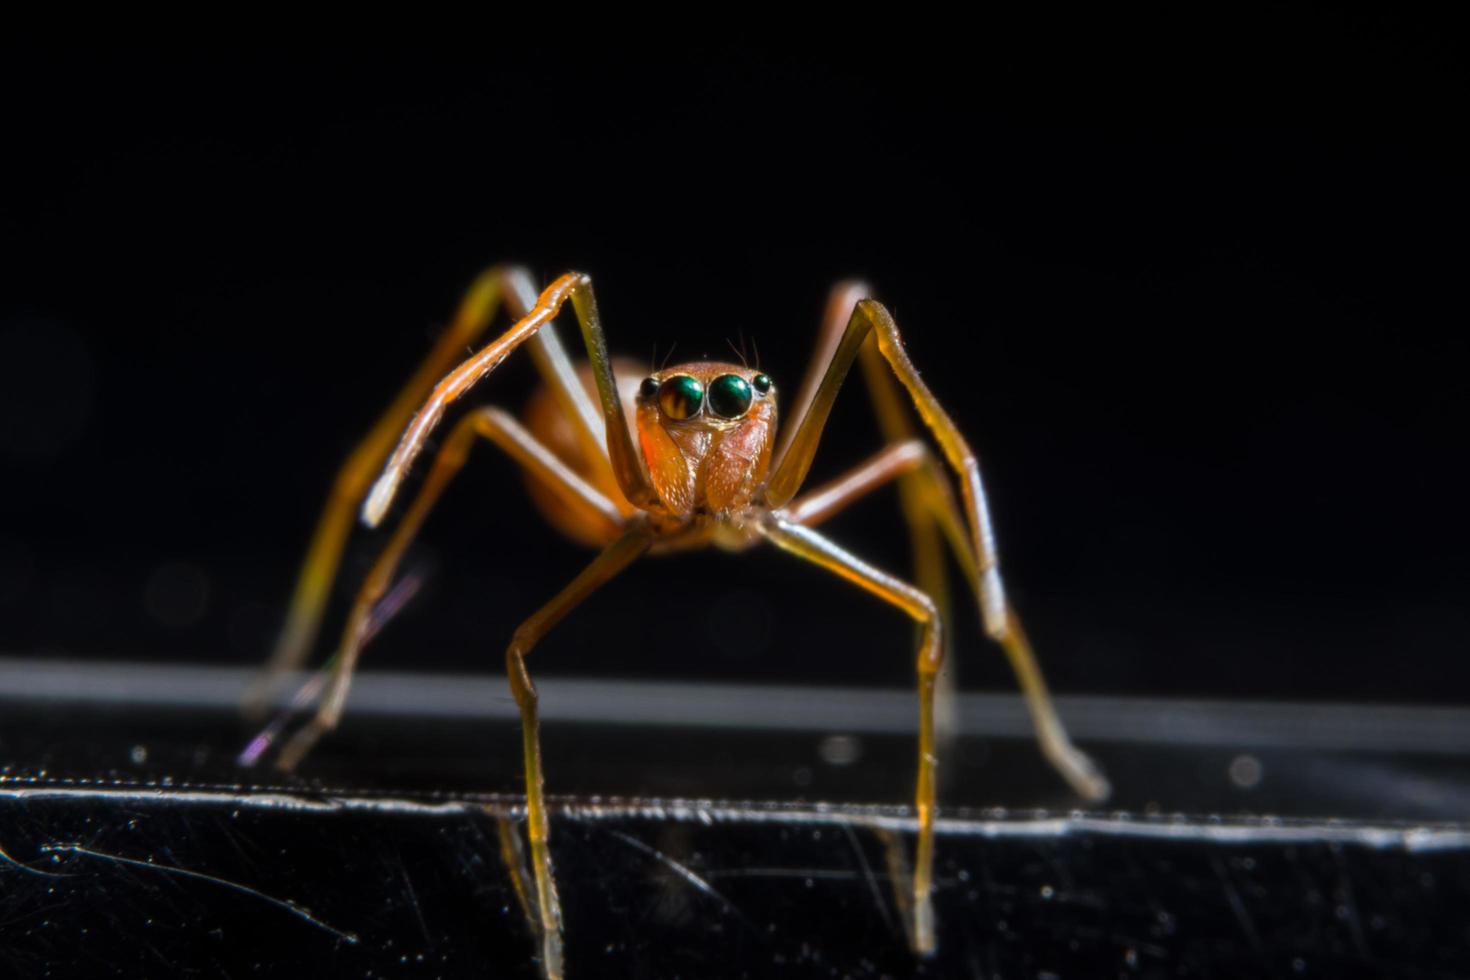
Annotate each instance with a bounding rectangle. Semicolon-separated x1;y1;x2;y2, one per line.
1;16;1465;706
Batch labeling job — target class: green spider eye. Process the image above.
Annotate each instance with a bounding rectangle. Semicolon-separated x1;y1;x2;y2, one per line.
751;373;772;395
657;375;704;420
707;374;753;419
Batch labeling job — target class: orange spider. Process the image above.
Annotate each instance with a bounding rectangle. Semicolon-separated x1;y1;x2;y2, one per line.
247;267;1108;977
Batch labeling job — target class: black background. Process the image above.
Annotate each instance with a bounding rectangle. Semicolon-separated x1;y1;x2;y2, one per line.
1;17;1465;705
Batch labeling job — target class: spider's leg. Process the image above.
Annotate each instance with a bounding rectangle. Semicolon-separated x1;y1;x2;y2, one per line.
782;282;962;743
779;282;954;681
504;528;651;980
521;301;622;500
363;272;659;528
495;812;538;936
272;405;624;772
785;439;1109;801
765;298;1108;802
784;440;930;524
756;516;943;957
254;266;607;712
851;314;961;730
773;285;951;648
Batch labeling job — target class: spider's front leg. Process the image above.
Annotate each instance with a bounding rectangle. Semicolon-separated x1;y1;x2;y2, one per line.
783;283;960;735
250;266;613;714
362;272;658;526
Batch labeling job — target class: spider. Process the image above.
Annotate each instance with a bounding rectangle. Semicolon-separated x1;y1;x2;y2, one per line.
246;266;1109;977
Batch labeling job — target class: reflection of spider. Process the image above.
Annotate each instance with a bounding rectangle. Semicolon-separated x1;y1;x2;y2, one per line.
247;266;1109;975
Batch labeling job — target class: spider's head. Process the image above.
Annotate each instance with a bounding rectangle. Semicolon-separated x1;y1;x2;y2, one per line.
633;361;777;517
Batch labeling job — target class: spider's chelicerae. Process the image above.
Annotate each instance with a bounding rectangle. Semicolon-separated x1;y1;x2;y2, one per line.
248;267;1109;977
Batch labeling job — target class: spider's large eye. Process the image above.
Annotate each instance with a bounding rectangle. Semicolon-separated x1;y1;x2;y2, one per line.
707;374;753;419
657;375;704;420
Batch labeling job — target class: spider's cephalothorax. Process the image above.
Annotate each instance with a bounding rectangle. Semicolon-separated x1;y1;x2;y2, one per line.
254;267;1109;979
633;362;776;520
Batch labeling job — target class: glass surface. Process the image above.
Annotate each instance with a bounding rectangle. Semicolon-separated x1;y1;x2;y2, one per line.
2;658;1468;978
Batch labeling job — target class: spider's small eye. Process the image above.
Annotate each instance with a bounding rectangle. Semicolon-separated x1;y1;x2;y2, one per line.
657;375;704;420
751;373;772;396
639;376;660;400
707;374;753;419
